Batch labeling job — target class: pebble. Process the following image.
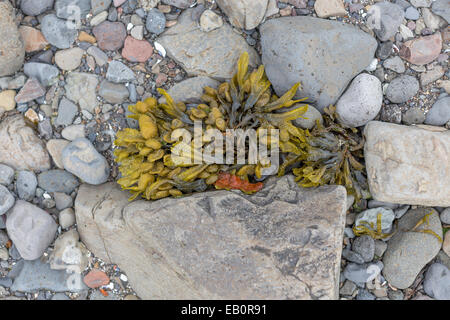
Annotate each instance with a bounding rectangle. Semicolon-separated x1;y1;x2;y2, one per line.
16;171;37;201
293;104;323;130
0;164;14;186
65;72;99;113
6;201;58;260
21;0;54;16
314;0;347;18
420;66;445;87
199;9;223;32
444;232;450;257
356;289;376;300
49;229;88;271
440;208;450;225
423;8;445;31
402;107;426;125
386;75;420;103
56;97;78;126
383;56;406;73
99;80;130;104
92;0;112;15
432;0;450;23
121;36;153;63
55;0;91;19
59;208;76;229
131;25;144;40
23;62;59;88
0;185;14;215
336;73;382;127
0;247;8;261
91;11;109;27
106;60;136;83
41;14;78;49
61;138;110;185
47;139;70;169
367;2;404;41
400;33;443;65
87;46;109;66
14;78;46;104
93;21;127;51
146;8;166;35
354;207;396;234
83;269;110;288
37;169;80;194
423;263;450;300
424;97;450;126
374;240;388;258
55;48;85;71
342;247;365;264
78;31;97;44
352;235;375;263
62;125;86;141
340;280;356;296
19;26;49;53
405;6;421;20
343;261;383;283
0;90;16;113
54;192;73;210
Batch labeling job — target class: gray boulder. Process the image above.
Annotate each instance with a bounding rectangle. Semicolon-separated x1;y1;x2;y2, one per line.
37;170;79;194
385;75;420;103
424;96;450;126
423;263;450;300
16;171;37;201
23;62;59;87
41;14;78;49
260;16;377;111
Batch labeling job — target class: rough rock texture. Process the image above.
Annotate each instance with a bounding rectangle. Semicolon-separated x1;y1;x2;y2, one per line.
0;1;25;77
158;76;220;104
216;0;268;30
260;16;377;111
75;175;347;299
0;115;51;172
383;208;442;289
364;121;450;207
65;72;99;112
157;9;259;80
400;33;443;65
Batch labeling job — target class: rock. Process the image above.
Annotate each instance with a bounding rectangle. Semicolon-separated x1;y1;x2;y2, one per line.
10;259;86;292
41;14;78;49
367;2;404;41
54;192;73;210
383;56;406;73
16;171;37;201
61;124;85;141
49;229;89;272
423;263;450;300
343;262;383;283
37;170;80;194
23;62;59;87
47;139;70;169
374;240;388;258
441;208;450;224
65;72;99;113
216;0;268;30
55;0;91;19
199;9;223;32
385;75;419;103
402;108;426;125
352;235;375;263
92;21;126;51
121;36;153;63
0;2;25;77
292;105;323;130
21;0;54;16
75;175;347;299
56;97;78;126
423;7;446;31
87;46;109;66
6;200;57;260
432;0;450;23
55;48;85;71
146;8;166;35
157;9;259;80
161;0;195;8
106;60;135;83
411;0;433;7
0;90;16;113
260;16;377;112
405;7;421;20
59;208;76;229
336;74;382;128
314;0;347;18
0;164;14;186
0;185;14;216
364;122;450;207
98;80;129;104
19;26;49;53
0;115;50;172
83;269;109;288
356;289;376;300
377;41;393;60
62;138;110;185
444;232;450;257
383;208;442;289
355;207;396;233
90;11;108;26
400;33;443;65
340;280;356;296
158;76;220;104
130;25;144;40
342;247;365;264
420;66;445;87
424;97;450;126
51;293;70;300
92;0;112;15
14;78;46;104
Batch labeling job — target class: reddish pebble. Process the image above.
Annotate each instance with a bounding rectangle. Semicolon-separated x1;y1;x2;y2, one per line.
113;0;126;6
400;32;443;66
93;21;127;51
15;78;46;104
155;73;168;86
121;36;153;63
19;26;48;53
83;269;110;288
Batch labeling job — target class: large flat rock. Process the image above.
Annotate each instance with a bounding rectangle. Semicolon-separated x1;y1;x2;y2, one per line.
75;175;347;299
364;121;450;207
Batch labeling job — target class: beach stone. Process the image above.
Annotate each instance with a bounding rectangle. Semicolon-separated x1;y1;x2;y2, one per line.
121;36;153;63
157;8;259;80
106;60;135;83
292;105;323;130
55;0;91;19
352;235;375;263
0;164;14;186
0;1;25;77
403;108;426;125
16;171;37;201
21;0;54;16
92;0;112;15
19;26;49;53
23;62;59;88
83;269;109;288
75;175;347;299
146;8;166;35
432;0;450;23
54;192;73;210
65;72;99;113
41;14;78;49
424;96;450;126
15;78;46;104
158;76;220;104
406;6;421;20
61;125;85;141
383;56;406;73
336;73;382;127
441;208;450;224
260;16;377;111
56;97;78;126
364;121;450;207
385;75;419;103
383;208;443;289
37;170;79;194
90;11;108;26
354;207;396;233
420;66;445;87
98;80;129;104
199;9;223;32
367;2;404;41
400;33;443;65
87;46;109;66
423;263;450;300
47;139;70;169
0;185;14;216
343;261;383;283
0;90;16;113
314;0;347;18
443;232;450;257
93;21;127;51
216;0;268;30
62;138;110;185
55;48;84;71
161;0;195;8
49;229;89;272
0;115;50;172
59;208;76;229
6;200;58;260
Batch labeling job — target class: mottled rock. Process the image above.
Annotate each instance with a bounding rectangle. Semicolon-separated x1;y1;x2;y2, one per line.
55;0;91;19
146;8;166;35
385;75;419;103
0;90;16;113
37;170;79;194
364;121;450;206
92;21;127;51
432;0;450;23
402;107;426;125
16;171;37;201
260;16;377;111
157;9;259;80
41;14;78;49
106;60;135;83
56;97;78;126
352;235;375;263
65;72;99;112
55;48;85;71
92;0;112;15
158;76;220;104
423;263;450;300
199;9;223;32
59;208;76;229
343;262;383;283
314;0;347;18
383;208;443;289
49;229;89;272
400;33;443;65
216;0;268;30
19;26;49;53
47;139;70;169
21;0;54;16
83;269;109;288
367;2;404;41
98;80;129;104
424;97;450;126
6;201;58;260
0;115;50;172
121;36;153;63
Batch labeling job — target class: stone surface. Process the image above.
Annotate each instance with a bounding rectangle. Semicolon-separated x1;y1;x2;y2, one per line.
24;62;59;88
367;2;404;41
352;235;375;263
432;0;450;23
83;269;109;288
37;170;80;194
98;80;129;104
75;175;347;299
92;0;112;15
61;124;85;141
93;21;127;51
0;90;16;113
121;36;153;63
55;48;85;71
199;9;223;32
14;78;46;104
385;75;420;103
59;208;76;229
19;26;49;53
54;192;73;210
6;200;58;260
146;8;166;35
336;73;382;127
49;229;89;272
441;208;450;224
56;97;78;126
41;14;78;49
157;9;259;81
364;121;450;207
343;261;383;283
260;16;377;111
420;66;445;87
65;72;99;113
400;33;443;65
106;60;135;83
161;0;195;8
383;56;406;74
424;97;450;126
158;76;220;104
423;263;450;300
62;138;110;185
0;185;14;216
216;0;268;30
355;207;396;233
47;139;70;169
0;115;51;172
383;208;442;289
0;2;25;77
16;171;37;201
21;0;54;16
0;164;14;186
292;104;323;130
314;0;347;18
